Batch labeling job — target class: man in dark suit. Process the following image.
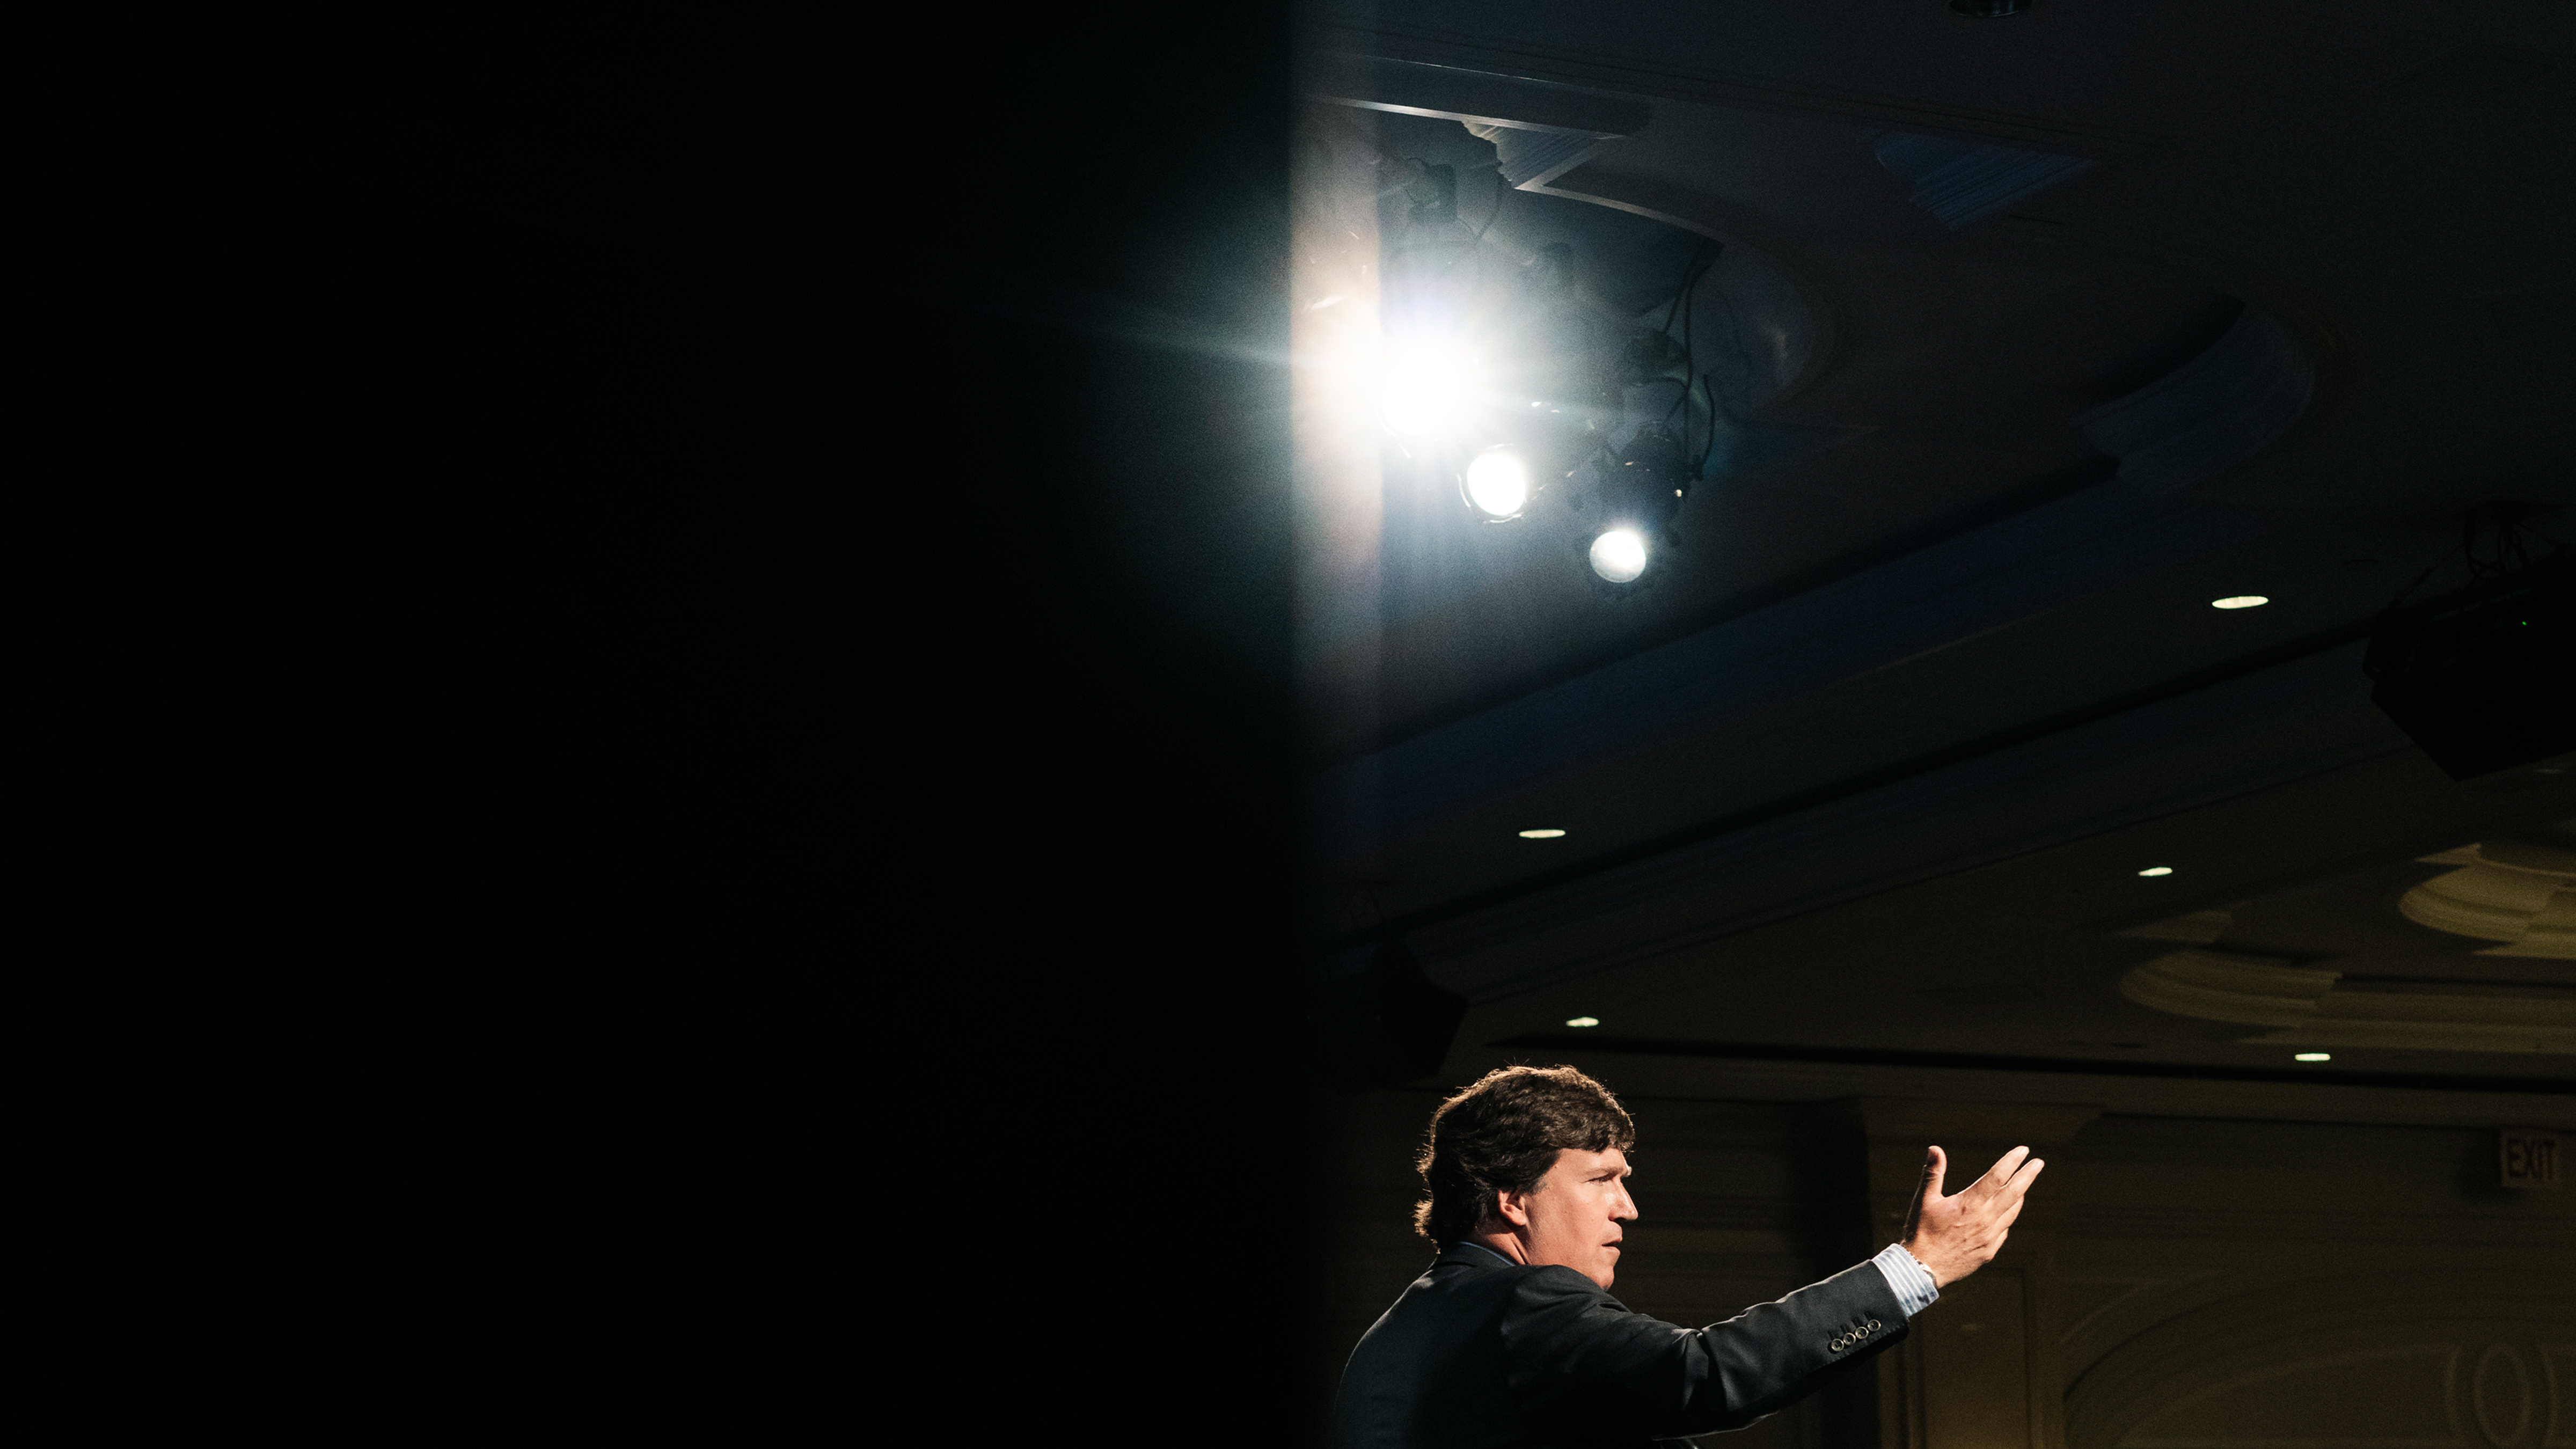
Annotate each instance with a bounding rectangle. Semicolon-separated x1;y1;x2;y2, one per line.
1337;1065;2043;1448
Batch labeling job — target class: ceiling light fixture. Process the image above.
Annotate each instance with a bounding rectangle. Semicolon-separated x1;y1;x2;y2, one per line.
1465;449;1531;519
2212;595;2270;610
2294;1052;2331;1062
1519;828;1567;839
1584;428;1690;584
2138;866;2175;876
1565;1016;1600;1028
1589;529;1648;583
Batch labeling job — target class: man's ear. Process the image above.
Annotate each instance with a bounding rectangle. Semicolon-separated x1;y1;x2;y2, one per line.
1494;1189;1533;1228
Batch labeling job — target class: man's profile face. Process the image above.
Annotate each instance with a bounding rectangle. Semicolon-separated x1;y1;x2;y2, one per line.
1508;1147;1636;1288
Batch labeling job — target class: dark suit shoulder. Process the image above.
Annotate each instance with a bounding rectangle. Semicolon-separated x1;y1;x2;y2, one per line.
1337;1250;1538;1449
1497;1267;1681;1376
1502;1264;1624;1306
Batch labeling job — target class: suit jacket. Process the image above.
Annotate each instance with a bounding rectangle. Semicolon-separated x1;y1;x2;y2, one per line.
1336;1244;1906;1449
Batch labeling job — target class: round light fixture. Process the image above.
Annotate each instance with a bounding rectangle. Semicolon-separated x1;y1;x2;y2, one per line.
2212;595;2270;610
1565;1016;1600;1028
1589;529;1648;583
1465;450;1531;518
2294;1052;2331;1062
1518;828;1567;839
2138;866;2175;876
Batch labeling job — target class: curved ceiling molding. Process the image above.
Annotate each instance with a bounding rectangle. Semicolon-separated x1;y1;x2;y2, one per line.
1308;57;1636;238
2117;909;2238;945
2119;949;2576;1054
2399;840;2576;959
1460;121;1614;191
1307;54;1651;139
2073;304;2315;498
2234;991;2576;1054
1309;54;1639;192
1869;131;2095;230
2119;949;2340;1028
1305;16;2162;157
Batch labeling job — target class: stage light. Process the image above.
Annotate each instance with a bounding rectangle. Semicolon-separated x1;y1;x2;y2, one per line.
1466;450;1530;518
1518;828;1567;839
1380;345;1470;436
1565;1016;1600;1028
2137;866;2175;876
2294;1052;2330;1062
2213;596;2269;610
1582;429;1686;585
1590;528;1648;583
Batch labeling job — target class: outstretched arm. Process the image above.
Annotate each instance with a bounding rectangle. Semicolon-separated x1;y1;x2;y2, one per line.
1502;1260;1908;1438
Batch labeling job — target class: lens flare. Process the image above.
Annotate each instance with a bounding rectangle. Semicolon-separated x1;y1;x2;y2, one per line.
1590;528;1647;583
1379;346;1470;435
1466;451;1529;517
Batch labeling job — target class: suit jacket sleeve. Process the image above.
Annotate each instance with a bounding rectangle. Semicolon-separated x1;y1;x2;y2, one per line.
1498;1258;1908;1437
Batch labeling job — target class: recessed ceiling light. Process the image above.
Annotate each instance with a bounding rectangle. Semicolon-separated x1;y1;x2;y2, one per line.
1519;828;1567;839
1565;1016;1600;1028
2294;1052;2330;1062
2212;595;2270;610
2137;866;2175;876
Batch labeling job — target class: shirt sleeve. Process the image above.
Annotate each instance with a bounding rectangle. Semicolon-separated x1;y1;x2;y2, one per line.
1498;1257;1909;1438
1869;1242;1940;1319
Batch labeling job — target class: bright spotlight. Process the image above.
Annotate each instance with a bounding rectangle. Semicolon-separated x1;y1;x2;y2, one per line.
1465;451;1529;518
1380;346;1469;436
2294;1052;2330;1062
2212;595;2270;610
1590;528;1647;583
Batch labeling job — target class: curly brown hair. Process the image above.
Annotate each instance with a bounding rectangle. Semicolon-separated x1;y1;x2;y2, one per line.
1412;1065;1636;1242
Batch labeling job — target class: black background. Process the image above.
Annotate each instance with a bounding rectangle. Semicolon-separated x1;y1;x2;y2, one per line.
478;12;1320;1438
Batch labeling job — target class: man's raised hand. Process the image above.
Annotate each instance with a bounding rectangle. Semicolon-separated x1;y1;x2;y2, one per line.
1899;1145;2044;1289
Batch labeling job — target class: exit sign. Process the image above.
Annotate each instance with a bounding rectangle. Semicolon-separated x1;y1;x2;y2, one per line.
2500;1129;2562;1189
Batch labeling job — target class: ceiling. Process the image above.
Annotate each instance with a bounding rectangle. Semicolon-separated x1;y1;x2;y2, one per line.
1292;0;2574;1089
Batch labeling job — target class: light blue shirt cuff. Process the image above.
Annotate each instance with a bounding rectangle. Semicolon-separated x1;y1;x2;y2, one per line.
1869;1242;1939;1319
